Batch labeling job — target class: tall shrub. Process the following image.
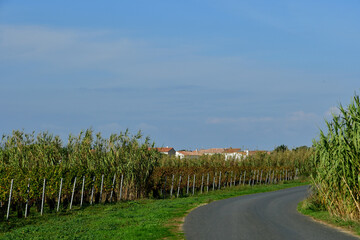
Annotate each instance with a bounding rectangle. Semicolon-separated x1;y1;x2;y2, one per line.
312;94;360;220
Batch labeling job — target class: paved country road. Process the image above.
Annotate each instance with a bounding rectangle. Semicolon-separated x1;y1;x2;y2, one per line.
184;185;359;240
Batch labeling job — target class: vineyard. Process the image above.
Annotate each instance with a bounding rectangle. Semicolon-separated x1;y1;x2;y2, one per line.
0;129;311;221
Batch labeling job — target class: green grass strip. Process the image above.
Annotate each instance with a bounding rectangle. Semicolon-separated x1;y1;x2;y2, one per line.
1;180;308;240
298;199;360;237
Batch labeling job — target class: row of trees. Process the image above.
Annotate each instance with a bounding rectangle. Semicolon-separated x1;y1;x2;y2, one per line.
0;128;312;220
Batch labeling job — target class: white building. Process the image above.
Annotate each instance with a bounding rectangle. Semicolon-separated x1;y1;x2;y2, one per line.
223;148;249;160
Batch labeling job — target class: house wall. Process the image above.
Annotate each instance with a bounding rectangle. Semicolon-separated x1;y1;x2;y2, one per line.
225;153;246;160
176;152;185;159
168;148;176;156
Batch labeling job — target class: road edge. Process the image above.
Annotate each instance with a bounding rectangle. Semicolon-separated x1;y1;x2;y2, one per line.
297;200;360;239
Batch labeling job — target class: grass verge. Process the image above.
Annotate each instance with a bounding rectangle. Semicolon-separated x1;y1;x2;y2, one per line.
1;180;308;240
298;199;360;237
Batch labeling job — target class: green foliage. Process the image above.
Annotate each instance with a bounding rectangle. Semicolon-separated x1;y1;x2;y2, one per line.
0;128;310;221
298;199;360;236
274;144;289;152
0;129;162;217
312;93;360;220
240;148;314;176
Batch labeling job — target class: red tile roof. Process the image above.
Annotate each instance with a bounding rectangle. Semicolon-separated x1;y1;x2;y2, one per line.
196;148;225;154
154;147;174;152
178;151;202;156
223;148;242;153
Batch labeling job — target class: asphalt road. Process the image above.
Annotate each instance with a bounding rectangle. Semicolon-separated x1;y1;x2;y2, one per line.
184;185;359;240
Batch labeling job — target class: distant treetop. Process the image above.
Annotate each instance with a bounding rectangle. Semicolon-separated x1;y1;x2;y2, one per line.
274;144;288;152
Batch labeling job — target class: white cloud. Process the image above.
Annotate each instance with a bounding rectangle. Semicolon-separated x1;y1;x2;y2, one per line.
206;111;320;127
325;106;341;117
0;24;315;90
206;117;274;124
286;111;319;122
0;24;142;69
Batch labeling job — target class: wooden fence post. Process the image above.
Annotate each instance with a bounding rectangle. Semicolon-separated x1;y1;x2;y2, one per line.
214;172;217;188
41;178;46;215
70;177;76;210
206;173;209;193
269;169;272;184
110;174;116;203
269;171;272;183
252;172;255;187
57;178;63;212
201;174;204;194
6;179;14;220
99;174;104;203
248;171;252;186
25;178;31;218
177;175;182;198
268;171;271;184
268;170;271;184
170;174;175;198
218;172;222;190
90;176;95;205
119;174;124;200
225;172;228;188
265;172;268;184
80;176;85;207
187;175;190;195
212;174;215;191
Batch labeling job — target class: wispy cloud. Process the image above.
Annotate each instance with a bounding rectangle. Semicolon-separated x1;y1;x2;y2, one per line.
286;111;319;122
325;106;341;117
0;22;353;150
78;84;202;93
206;117;274;124
0;24;309;90
208;111;321;126
0;24;143;69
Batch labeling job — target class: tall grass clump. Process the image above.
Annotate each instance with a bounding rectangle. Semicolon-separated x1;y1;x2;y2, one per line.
312;94;360;220
0;129;161;219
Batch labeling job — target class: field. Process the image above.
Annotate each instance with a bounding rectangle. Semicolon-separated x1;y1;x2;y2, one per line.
0;129;311;222
0;180;307;239
0;126;314;239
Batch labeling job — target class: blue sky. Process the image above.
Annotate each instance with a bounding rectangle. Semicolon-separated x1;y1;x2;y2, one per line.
1;0;359;150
